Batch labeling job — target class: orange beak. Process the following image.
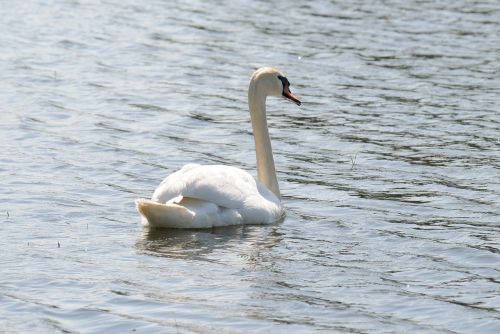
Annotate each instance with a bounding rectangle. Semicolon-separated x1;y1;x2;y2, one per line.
283;85;301;106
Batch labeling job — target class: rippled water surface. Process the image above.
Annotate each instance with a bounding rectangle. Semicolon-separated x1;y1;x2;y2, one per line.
1;0;500;332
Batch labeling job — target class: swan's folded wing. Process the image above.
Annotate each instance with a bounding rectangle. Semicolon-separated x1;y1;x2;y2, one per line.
152;164;261;209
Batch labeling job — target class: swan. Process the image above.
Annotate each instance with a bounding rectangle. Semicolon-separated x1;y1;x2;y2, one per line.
136;67;301;228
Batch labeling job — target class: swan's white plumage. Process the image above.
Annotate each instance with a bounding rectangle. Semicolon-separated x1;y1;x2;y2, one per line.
136;67;300;228
136;164;283;228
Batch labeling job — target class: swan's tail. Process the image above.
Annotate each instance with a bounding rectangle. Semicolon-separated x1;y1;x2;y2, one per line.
135;198;195;228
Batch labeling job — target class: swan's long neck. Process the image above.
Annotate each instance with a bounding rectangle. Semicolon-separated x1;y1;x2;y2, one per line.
248;83;280;199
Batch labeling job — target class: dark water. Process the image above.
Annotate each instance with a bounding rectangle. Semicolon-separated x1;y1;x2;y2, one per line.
1;0;499;332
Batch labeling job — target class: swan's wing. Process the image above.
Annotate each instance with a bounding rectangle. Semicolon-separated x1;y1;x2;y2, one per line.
152;164;270;209
146;164;283;225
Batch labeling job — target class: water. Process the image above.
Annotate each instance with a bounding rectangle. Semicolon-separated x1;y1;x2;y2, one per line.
1;0;499;332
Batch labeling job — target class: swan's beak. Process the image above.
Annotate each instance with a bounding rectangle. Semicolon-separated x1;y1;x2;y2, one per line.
283;87;301;106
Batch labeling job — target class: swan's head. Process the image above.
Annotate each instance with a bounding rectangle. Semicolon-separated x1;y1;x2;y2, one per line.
250;67;301;106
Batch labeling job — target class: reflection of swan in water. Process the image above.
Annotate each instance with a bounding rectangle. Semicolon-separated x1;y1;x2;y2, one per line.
136;67;301;228
134;225;287;332
135;224;283;261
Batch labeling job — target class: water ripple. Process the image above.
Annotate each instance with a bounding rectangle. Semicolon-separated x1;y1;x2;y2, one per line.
1;0;499;333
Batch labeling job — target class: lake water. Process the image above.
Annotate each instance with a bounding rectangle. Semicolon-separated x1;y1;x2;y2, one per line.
1;0;499;333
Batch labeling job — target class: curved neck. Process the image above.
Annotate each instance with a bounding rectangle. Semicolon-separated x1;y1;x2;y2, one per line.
248;84;280;199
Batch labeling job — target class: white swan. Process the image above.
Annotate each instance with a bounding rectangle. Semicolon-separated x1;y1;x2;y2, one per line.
136;67;301;228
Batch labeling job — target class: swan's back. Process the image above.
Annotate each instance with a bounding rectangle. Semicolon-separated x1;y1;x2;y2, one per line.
136;164;283;228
